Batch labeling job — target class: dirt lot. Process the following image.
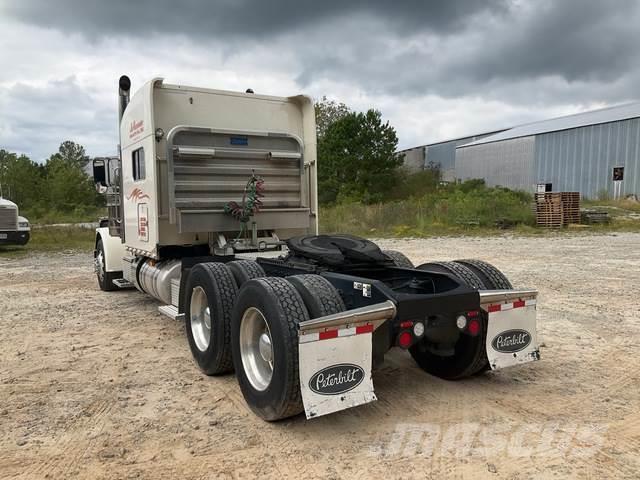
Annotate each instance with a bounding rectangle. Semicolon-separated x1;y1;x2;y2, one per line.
1;233;639;479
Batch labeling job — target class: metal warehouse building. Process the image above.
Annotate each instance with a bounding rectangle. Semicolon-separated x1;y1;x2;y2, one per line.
456;103;640;199
397;129;506;181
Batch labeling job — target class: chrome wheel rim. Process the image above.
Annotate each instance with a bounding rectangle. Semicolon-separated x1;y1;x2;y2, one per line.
190;286;211;352
96;250;105;282
239;307;273;391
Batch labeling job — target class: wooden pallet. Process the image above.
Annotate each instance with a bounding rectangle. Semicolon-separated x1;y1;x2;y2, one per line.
534;191;581;227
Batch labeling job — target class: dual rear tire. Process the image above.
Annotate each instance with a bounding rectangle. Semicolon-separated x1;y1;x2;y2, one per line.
410;259;511;379
231;274;345;420
184;260;344;421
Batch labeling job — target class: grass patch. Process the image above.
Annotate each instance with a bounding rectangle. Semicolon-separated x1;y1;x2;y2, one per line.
320;180;535;237
23;206;106;225
0;226;95;258
320;181;640;238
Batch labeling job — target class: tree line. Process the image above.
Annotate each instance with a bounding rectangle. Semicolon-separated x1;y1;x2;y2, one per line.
0;141;101;221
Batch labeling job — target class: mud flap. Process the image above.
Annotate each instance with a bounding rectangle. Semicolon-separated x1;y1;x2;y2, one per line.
298;326;377;419
484;298;540;370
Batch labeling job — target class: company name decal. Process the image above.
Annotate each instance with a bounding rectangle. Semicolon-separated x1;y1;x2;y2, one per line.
492;329;531;353
129;119;144;139
309;363;364;395
126;187;150;202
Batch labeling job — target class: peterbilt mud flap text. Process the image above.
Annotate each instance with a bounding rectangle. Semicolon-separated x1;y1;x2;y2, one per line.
298;325;376;419
484;297;540;370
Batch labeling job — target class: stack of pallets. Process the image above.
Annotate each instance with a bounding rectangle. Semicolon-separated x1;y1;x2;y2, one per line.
560;192;580;224
534;192;580;228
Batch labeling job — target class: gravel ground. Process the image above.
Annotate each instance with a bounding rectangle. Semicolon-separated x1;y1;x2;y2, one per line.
1;233;639;479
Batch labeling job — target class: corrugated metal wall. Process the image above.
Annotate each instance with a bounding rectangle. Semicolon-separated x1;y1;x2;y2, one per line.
456;136;536;191
398;146;425;173
426;132;502;182
534;117;640;198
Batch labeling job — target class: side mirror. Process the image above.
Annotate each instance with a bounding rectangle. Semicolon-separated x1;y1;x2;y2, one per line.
93;159;107;192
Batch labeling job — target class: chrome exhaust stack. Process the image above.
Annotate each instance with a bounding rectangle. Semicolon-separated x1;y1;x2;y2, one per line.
118;75;131;123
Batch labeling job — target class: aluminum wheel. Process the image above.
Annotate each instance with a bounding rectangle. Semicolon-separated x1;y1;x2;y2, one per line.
190;286;211;352
239;307;274;391
96;250;105;282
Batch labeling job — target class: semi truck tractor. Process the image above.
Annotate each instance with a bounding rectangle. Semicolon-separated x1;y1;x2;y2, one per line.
93;75;540;420
0;198;30;246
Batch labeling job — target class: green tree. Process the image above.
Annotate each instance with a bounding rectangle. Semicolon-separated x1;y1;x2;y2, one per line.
56;140;90;169
318;109;402;204
44;141;96;212
0;150;45;209
315;96;351;140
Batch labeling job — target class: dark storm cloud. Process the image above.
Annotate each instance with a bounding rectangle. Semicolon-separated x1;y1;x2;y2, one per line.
2;0;640;159
454;0;640;84
2;0;508;39
4;0;639;103
291;0;640;102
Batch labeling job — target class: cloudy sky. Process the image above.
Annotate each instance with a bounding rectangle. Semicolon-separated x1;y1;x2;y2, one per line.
1;0;640;161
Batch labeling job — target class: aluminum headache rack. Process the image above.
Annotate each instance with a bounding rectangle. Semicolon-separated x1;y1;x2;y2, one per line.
165;126;312;234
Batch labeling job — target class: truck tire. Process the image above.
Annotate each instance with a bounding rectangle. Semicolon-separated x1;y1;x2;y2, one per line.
231;277;309;421
228;260;265;287
417;261;485;289
95;238;120;292
185;263;238;375
287;274;345;318
382;250;415;268
412;261;489;379
453;259;513;290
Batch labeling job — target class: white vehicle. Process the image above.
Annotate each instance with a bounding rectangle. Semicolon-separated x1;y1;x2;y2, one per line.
94;76;540;420
0;198;30;246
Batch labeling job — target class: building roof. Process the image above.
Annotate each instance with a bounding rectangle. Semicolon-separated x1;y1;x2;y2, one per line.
396;128;508;153
459;101;640;148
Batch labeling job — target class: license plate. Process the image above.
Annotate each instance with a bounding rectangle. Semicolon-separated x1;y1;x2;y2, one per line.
485;300;540;370
0;233;7;239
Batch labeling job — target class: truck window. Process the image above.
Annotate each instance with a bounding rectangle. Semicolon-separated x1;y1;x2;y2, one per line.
132;148;145;181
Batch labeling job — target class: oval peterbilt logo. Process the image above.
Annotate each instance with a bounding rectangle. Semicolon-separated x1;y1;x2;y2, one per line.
492;329;531;353
309;364;364;395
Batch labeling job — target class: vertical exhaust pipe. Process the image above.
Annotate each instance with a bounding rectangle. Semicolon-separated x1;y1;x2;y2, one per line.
118;75;131;123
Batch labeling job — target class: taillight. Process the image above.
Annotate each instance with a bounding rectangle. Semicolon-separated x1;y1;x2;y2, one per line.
398;331;412;348
468;318;481;336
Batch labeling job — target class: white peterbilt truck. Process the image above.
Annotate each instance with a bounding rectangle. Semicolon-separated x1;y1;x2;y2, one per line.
0;197;30;246
93;76;540;420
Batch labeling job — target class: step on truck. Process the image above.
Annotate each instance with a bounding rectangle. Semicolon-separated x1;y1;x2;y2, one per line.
93;76;540;420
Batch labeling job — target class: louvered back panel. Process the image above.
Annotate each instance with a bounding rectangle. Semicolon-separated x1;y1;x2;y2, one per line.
167;128;309;233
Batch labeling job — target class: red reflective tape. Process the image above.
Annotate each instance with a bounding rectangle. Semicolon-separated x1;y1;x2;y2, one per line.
399;321;414;329
319;329;338;340
356;324;374;335
513;300;525;309
488;304;501;313
467;310;479;318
